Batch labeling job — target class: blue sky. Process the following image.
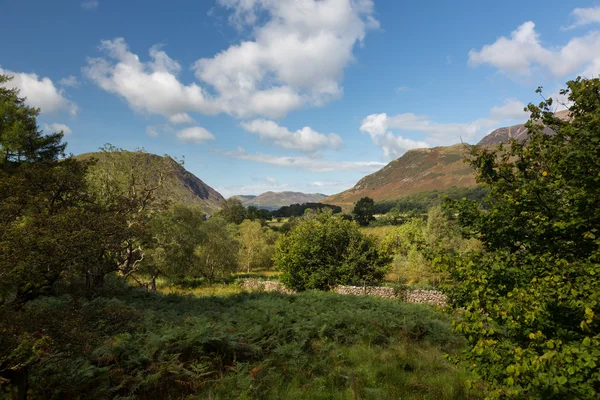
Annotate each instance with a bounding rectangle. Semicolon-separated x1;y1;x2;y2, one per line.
1;0;598;197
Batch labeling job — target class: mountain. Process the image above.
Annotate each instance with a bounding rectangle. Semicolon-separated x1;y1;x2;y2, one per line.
477;110;569;146
76;151;224;214
231;195;257;203
325;111;570;210
232;191;327;211
324;144;475;210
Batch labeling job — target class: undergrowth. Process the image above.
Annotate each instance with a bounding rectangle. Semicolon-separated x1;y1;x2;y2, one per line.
1;279;483;399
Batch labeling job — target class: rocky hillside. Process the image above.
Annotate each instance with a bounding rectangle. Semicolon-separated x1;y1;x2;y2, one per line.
232;191;327;210
76;151;224;214
478;110;569;146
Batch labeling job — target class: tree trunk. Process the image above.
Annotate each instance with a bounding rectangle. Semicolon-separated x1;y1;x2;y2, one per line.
12;369;27;400
151;276;157;291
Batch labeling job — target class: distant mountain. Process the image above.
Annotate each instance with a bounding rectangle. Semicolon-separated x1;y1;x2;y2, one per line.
324;144;475;210
76;151;225;214
230;195;257;203
478;110;569;146
232;191;327;211
325;111;570;210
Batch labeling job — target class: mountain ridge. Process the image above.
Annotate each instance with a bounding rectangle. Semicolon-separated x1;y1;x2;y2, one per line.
232;191;327;211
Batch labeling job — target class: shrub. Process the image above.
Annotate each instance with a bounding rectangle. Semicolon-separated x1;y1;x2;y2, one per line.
274;212;389;290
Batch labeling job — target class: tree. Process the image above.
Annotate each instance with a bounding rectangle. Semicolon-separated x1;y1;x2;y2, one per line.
441;78;600;399
145;204;207;289
274;212;389;291
193;217;239;283
238;220;278;272
352;197;375;226
0;75;66;172
217;198;247;224
84;145;178;287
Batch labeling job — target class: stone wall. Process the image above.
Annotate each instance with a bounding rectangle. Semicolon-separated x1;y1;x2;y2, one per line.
240;279;447;306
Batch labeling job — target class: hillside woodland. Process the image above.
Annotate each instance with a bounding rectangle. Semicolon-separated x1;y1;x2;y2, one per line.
1;72;599;399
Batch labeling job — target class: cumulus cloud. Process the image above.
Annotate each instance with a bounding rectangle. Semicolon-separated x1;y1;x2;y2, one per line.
176;126;216;144
169;112;195;125
85;0;377;120
58;75;80;87
240;119;342;153
81;0;98;9
84;40;218;119
265;176;277;184
361;98;529;156
0;68;77;115
468;21;600;77
215;147;385;173
566;6;600;29
43;123;72;135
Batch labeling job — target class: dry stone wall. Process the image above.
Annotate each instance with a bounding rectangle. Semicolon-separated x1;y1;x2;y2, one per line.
240;279;447;306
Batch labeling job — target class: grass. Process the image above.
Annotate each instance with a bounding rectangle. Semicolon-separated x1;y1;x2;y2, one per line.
360;225;397;241
19;278;483;399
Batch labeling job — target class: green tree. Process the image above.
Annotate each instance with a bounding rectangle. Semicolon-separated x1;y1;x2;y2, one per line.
352;197;375;226
193;217;239;283
238;219;277;273
0;75;66;172
274;212;389;290
442;78;600;399
145;204;207;289
218;198;247;224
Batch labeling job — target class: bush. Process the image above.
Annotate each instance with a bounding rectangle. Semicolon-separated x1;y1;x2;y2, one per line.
274;212;389;290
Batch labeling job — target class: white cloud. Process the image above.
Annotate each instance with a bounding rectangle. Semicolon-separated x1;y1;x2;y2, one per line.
0;68;77;115
86;0;377;120
265;176;277;184
215;147;385;173
58;75;80;87
169;112;195;125
468;21;600;78
396;85;409;93
176;126;215;144
566;6;600;29
146;126;160;137
240;119;342;153
43;123;72;135
84;40;219;119
81;0;98;9
361;98;529;156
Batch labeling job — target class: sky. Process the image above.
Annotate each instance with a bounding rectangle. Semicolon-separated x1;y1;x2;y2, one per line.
1;0;599;198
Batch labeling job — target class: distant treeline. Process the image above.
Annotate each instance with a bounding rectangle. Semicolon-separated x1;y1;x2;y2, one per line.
373;186;489;214
272;202;342;218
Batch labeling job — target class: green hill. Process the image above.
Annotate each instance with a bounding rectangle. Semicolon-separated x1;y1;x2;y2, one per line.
76;151;224;214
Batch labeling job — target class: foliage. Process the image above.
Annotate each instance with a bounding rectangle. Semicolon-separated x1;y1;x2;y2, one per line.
193;217;239;283
441;78;600;399
245;205;272;221
217;198;247;224
0;75;66;172
352;196;376;226
1;283;481;399
238;219;278;272
373;186;489;215
271;202;342;218
274;212;389;290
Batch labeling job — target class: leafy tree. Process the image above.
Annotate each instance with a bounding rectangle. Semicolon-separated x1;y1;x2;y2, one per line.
0;75;66;172
218;198;247;224
84;145;178;286
442;78;600;399
145;204;207;289
352;197;375;226
238;220;278;272
193;217;239;283
274;212;389;290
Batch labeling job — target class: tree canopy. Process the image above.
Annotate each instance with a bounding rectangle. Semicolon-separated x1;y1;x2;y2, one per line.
442;77;600;399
